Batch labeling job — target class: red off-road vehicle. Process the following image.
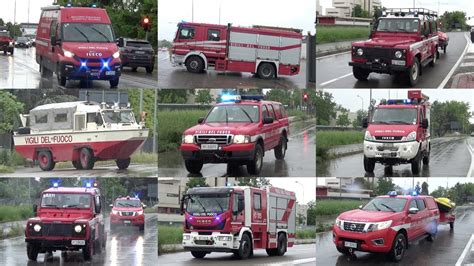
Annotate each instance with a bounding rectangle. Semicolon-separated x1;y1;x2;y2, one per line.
0;30;14;55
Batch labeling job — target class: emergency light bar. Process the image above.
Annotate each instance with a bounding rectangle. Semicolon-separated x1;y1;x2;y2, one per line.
241;95;264;101
221;94;241;102
388;191;397;197
383;8;437;18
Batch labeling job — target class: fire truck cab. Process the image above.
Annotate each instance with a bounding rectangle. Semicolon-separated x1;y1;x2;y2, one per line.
25;183;106;261
363;90;430;175
180;95;289;175
172;22;302;79
349;8;439;86
180;186;296;260
110;196;145;231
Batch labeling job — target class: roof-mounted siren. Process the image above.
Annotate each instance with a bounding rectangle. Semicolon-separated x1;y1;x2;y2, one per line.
408;90;429;104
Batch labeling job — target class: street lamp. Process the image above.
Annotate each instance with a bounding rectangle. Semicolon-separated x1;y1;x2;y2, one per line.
295;181;305;204
357;95;364;111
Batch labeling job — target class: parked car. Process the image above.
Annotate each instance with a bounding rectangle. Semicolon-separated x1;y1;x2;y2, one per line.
15;36;32;48
117;38;155;73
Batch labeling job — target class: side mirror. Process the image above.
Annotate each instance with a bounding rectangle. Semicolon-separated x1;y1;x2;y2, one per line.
180;195;186;215
33;204;37;216
109;204;113;207
263;117;274;124
142;204;147;209
116;37;124;47
362;117;368;128
421;118;429;129
408;207;419;214
95;200;101;214
197;117;204;124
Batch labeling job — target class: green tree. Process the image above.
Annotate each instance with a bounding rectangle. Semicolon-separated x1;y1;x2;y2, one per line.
265;89;292;106
421;182;429;195
0;91;24;133
129;89;157;139
431;100;470;137
375;178;395;195
316;90;337;125
158;89;190;104
336;111;350;127
195;90;214;105
351;109;368;128
352;5;363;17
306;200;316;226
430;186;448;198
186;178;208;190
237;177;271;188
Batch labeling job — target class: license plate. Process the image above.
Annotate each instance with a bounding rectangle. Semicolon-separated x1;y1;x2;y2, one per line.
124;220;131;224
392;60;406;66
197;236;209;241
201;144;218;150
105;71;116;76
135;51;145;54
71;240;85;246
344;241;357;248
90;71;100;77
383;143;394;148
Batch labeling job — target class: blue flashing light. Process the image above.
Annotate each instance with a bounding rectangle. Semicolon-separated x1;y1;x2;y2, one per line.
103;61;108;68
85;182;92;188
134;193;140;199
221;94;241;102
215;215;221;221
66;3;72;7
188;215;193;221
81;61;87;68
387;99;412;105
53;182;59;188
241;95;264;101
388;191;397;197
92;4;97;8
411;190;418;196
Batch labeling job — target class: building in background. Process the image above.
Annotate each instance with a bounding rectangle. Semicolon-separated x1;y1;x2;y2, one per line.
19;23;38;39
317;178;372;199
326;0;381;17
296;203;308;225
316;0;322;15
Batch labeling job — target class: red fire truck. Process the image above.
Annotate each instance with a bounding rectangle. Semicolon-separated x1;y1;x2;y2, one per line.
0;28;14;55
363;90;430;175
180;186;296;259
171;22;302;79
25;182;106;261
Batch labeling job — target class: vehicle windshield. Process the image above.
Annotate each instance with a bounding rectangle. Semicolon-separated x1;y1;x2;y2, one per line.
62;23;115;42
371;108;418;125
376;18;419;33
186;193;230;216
0;32;10;37
205;105;259;123
126;41;152;48
362;197;407;212
41;193;91;209
114;199;141;208
102;110;135;124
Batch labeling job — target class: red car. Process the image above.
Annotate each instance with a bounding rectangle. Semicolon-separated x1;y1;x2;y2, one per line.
110;196;145;231
180;95;289;175
333;192;439;262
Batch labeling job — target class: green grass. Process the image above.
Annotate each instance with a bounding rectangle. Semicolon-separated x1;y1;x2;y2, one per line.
158;110;208;152
0;205;33;222
317;130;364;158
0;165;14;173
4;224;25;239
316;199;369;216
316;26;370;44
55;152;158;169
288;110;309;120
296;228;316;239
316;223;333;233
158;225;183;254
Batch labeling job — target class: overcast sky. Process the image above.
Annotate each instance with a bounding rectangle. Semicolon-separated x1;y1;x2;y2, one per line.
319;0;474;25
268;178;316;205
1;0;53;24
158;0;316;41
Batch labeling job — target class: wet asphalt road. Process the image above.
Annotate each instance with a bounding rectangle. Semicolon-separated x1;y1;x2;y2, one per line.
0;47;157;89
0;163;158;178
316;32;468;89
158;119;316;177
316;206;474;266
317;137;473;178
0;213;158;266
157;51;308;89
157;243;316;265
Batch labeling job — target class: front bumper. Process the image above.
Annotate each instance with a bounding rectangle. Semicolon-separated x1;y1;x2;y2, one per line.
333;225;396;253
122;54;155;67
364;140;419;162
59;60;121;80
181;143;255;163
182;232;238;252
110;214;144;226
349;61;408;74
25;238;87;251
171;54;185;66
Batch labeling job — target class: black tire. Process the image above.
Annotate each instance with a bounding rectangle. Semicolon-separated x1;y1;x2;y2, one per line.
408;57;420;86
257;62;276;79
185;56;204;73
387;233;406;262
443;45;447;54
429;50;438;67
411;150;422;175
131;67;137;72
247;144;263;175
139;224;145;232
146;66;154;73
353;66;370;81
38;150;55;171
274;135;287;160
10;48;13;55
57;72;66;86
190;251;207;259
226;163;239;175
79;148;95;170
449;222;454;229
116;158;131;170
235;233;252;260
83;238;93;261
275;233;287;256
363;156;375;173
109;78;119;88
266;248;277;256
422;151;430;165
72;160;83;170
336;246;351;255
27;243;39;261
3;50;6;55
184;160;203;174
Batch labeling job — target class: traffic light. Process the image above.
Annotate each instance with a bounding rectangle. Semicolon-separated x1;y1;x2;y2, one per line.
303;93;308;102
141;16;151;31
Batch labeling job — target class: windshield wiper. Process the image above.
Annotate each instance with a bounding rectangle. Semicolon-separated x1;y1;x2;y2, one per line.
90;27;111;42
194;197;208;213
372;121;390;124
387;121;412;125
214;199;224;213
42;204;60;208
240;108;254;123
225;107;229;124
370;202;381;211
380;203;397;212
64;204;81;208
73;26;90;42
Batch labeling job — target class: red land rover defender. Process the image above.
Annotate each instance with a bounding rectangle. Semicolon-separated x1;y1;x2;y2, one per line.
36;4;121;88
25;184;106;261
333;192;440;262
110;196;145;231
180;95;289;175
349;8;440;86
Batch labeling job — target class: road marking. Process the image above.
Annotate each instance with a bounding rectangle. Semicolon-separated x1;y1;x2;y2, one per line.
455;234;474;266
319;73;353;87
268;257;316;265
460;62;474;67
466;140;474;178
438;33;471;89
316;51;351;60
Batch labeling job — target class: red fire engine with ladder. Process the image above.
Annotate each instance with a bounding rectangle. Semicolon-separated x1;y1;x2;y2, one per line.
180;186;296;259
172;22;302;79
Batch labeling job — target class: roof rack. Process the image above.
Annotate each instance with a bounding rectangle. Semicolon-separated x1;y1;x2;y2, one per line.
383;8;437;19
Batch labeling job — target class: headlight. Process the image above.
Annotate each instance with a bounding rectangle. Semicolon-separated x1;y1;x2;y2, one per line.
183;235;191;241
233;135;250;144
112;51;120;59
217;235;232;241
33;224;42;232
74;225;83;233
367;220;392;232
63;49;74;58
364;131;375;141
403;131;417;141
137;210;144;215
395;51;403;59
112;210;119;215
357;48;364;56
9;41;13;46
182;135;194;144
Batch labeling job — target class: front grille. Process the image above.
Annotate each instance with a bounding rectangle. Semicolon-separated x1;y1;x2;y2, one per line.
194;240;214;245
120;211;135;216
195;135;233;145
375;136;403;141
343;222;365;232
42;223;73;237
364;48;392;64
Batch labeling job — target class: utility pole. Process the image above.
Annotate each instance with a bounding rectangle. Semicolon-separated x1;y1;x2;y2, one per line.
28;0;31;24
218;0;222;24
192;0;194;22
153;89;157;154
14;0;17;25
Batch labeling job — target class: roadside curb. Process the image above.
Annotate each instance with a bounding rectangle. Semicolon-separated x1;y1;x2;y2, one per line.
0;220;26;239
327;143;363;158
316;39;364;58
